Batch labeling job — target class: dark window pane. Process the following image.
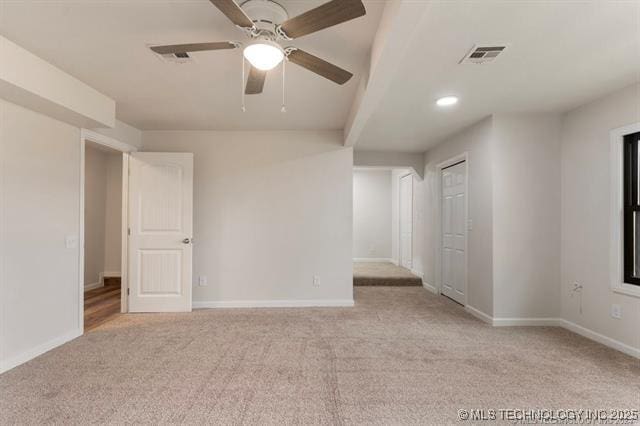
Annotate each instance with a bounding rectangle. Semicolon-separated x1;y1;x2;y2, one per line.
623;132;640;285
636;211;640;277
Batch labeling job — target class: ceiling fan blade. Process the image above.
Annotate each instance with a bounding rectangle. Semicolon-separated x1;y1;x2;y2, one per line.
278;0;366;39
209;0;254;28
287;49;353;85
150;42;237;55
245;66;267;95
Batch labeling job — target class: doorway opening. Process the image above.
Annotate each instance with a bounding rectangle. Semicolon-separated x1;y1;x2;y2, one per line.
83;141;124;331
352;167;422;287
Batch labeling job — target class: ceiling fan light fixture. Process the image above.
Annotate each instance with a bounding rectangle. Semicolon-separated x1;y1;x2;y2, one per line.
436;96;459;107
243;40;284;71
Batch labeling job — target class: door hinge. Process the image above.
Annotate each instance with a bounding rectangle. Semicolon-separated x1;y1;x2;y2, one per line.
128;227;131;236
127;288;130;295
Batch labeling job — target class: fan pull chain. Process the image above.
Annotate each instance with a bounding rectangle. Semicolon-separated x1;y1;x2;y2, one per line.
281;58;286;113
241;57;246;112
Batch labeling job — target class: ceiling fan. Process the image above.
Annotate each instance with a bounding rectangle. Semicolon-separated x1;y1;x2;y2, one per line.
150;0;366;95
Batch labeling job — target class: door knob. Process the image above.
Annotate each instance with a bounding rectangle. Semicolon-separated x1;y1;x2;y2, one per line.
182;238;192;244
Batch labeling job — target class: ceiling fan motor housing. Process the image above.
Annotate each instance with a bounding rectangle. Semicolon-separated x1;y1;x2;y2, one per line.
240;0;289;33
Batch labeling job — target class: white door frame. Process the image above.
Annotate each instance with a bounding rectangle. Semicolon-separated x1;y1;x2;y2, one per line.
435;152;469;306
398;172;414;269
78;129;137;333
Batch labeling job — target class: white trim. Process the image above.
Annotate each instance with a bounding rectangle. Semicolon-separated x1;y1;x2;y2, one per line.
399;172;414;269
121;153;130;313
78;137;85;334
0;328;82;374
80;131;135;325
411;268;423;278
435;152;469;305
353;257;393;263
101;271;121;278
84;282;103;291
465;305;493;324
422;281;438;294
493;317;562;327
354;165;419;176
461;308;640;358
81;129;137;153
609;122;640;298
193;299;355;309
559;319;639;359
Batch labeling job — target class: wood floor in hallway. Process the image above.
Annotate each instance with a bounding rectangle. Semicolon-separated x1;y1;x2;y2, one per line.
84;278;121;331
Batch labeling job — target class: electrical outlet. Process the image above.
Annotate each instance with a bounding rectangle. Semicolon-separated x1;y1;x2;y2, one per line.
611;304;622;319
313;276;320;287
198;276;208;287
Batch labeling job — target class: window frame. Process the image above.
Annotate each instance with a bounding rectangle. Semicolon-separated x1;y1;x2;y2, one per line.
610;123;640;298
622;131;640;286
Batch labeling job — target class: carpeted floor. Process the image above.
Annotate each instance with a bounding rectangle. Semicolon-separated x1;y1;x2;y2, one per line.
1;287;638;424
353;262;422;286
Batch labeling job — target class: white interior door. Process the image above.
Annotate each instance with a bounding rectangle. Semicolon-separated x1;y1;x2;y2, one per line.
441;161;466;305
399;174;413;269
128;152;193;312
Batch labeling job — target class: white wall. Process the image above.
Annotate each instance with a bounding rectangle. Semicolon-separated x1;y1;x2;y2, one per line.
354;150;425;178
561;83;640;352
492;114;562;319
0;35;115;128
142;130;354;305
84;145;107;287
0;99;81;372
103;154;122;274
93;120;142;150
411;174;425;276
390;168;410;264
423;117;494;316
83;145;121;287
353;169;392;259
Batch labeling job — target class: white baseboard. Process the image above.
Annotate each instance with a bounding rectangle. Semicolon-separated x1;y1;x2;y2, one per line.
353;258;393;263
411;268;424;278
390;258;399;266
465;305;493;324
0;328;82;374
101;271;121;278
462;309;639;359
84;281;103;291
493;317;562;327
559;319;639;359
193;299;355;309
422;281;438;294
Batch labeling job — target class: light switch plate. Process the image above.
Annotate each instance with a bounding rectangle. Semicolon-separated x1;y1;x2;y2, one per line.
65;235;78;249
198;276;207;287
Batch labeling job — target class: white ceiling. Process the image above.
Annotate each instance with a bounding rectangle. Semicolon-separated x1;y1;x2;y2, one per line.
355;0;640;152
0;0;383;130
2;1;639;146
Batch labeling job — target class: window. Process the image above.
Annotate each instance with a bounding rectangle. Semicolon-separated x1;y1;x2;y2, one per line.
623;131;640;286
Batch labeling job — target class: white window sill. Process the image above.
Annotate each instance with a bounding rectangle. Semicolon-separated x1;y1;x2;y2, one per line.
612;283;640;298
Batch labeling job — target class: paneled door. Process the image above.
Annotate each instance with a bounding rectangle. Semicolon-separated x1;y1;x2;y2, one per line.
400;174;413;269
441;161;466;305
128;153;193;312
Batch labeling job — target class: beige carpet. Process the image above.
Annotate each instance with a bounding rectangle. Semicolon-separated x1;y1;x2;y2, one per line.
353;262;422;286
1;287;638;425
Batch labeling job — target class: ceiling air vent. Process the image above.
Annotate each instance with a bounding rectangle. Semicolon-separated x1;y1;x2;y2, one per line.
149;46;195;64
459;45;507;64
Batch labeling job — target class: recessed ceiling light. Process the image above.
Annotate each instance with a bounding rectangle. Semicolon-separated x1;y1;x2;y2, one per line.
436;96;459;107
